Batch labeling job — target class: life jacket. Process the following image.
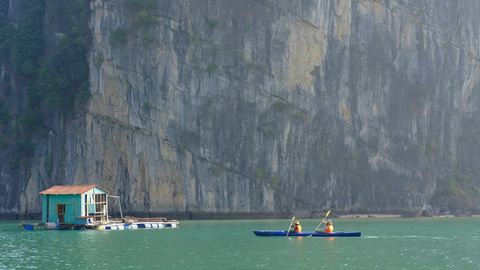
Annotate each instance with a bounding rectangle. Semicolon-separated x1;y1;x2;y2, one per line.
294;224;302;233
324;224;334;233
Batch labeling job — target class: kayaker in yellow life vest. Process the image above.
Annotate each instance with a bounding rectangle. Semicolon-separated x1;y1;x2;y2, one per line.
324;219;334;233
289;220;302;233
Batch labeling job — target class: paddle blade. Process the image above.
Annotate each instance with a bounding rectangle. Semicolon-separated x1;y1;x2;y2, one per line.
315;210;332;231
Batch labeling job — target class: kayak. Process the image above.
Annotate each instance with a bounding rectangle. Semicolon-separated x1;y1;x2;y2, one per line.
253;230;361;237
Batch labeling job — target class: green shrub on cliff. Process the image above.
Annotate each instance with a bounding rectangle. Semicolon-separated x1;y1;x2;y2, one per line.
134;9;157;28
206;18;220;31
210;164;223;177
0;0;91;159
39;0;91;112
430;174;479;211
111;28;129;44
126;0;157;30
2;0;90;114
126;0;157;13
94;52;105;66
15;137;35;157
206;63;219;76
0;22;14;59
0;103;9;126
12;3;44;77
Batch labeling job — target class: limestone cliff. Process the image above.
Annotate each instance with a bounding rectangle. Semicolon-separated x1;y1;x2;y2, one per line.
1;0;480;217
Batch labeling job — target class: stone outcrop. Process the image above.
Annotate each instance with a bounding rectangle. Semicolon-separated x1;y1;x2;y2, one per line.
1;0;480;217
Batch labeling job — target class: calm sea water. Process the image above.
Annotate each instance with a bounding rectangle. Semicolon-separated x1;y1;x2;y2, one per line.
1;218;479;269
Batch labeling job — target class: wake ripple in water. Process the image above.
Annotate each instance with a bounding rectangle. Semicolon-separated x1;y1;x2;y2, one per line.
363;235;450;240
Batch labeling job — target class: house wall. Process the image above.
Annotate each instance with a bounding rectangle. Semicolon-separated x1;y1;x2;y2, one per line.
41;194;81;224
41;195;47;223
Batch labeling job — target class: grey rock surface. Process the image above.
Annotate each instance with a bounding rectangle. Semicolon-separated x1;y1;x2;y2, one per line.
1;0;480;217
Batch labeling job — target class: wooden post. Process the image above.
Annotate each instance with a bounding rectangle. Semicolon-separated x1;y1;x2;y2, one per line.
105;194;107;221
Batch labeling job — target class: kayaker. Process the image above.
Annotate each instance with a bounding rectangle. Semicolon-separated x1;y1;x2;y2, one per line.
323;219;334;233
289;220;302;233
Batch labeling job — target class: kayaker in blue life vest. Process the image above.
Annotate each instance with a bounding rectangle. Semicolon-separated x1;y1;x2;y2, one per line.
289;220;302;233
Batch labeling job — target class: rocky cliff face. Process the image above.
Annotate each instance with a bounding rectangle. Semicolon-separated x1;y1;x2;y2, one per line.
1;0;480;217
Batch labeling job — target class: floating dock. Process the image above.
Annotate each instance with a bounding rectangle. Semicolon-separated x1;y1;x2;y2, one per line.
22;217;179;231
91;217;179;231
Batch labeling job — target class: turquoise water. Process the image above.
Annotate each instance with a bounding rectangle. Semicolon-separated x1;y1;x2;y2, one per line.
1;218;480;269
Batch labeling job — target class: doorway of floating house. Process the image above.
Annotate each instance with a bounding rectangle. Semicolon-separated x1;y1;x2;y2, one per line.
57;204;66;224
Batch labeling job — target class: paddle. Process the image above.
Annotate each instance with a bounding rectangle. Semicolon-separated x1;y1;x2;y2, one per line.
315;210;331;231
286;216;295;237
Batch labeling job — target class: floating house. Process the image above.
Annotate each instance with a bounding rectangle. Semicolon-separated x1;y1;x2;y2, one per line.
39;184;109;227
22;184;179;230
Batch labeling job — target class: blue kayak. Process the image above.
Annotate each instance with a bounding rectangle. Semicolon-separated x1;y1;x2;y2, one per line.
253;230;361;237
